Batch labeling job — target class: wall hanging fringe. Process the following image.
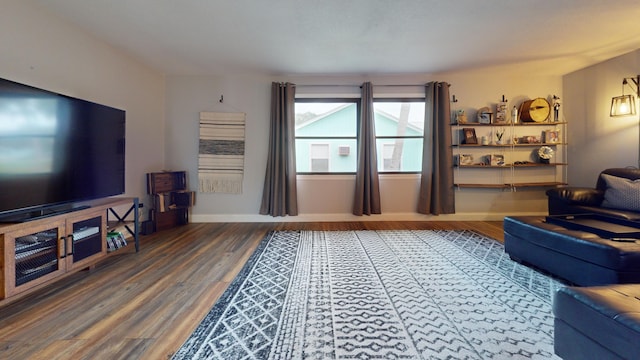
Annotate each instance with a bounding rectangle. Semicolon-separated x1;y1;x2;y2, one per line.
198;112;246;194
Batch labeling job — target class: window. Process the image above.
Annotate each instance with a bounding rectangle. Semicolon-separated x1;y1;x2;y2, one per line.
295;100;358;173
374;100;424;172
294;98;424;174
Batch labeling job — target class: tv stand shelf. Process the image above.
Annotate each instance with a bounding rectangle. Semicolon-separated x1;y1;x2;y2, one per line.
0;197;139;304
106;198;141;252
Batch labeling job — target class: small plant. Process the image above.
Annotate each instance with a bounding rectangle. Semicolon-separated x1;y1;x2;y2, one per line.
495;128;505;142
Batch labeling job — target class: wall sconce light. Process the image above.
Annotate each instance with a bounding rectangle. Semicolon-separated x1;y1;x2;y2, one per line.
610;76;640;116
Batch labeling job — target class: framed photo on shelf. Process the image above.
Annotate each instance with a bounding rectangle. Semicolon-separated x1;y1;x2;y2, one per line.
519;135;541;144
477;107;492;124
488;154;505;166
544;130;559;143
455;154;474;165
494;101;508;123
462;128;478;144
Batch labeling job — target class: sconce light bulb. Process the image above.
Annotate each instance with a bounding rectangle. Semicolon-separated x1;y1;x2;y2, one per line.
620;102;629;113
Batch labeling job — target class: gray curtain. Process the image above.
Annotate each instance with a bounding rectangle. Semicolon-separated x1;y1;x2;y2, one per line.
417;81;455;214
259;82;298;216
353;82;381;215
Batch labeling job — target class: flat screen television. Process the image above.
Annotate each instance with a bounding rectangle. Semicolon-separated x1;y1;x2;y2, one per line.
0;78;125;222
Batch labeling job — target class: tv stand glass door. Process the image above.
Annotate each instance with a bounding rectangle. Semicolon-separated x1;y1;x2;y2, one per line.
64;210;106;271
3;220;66;298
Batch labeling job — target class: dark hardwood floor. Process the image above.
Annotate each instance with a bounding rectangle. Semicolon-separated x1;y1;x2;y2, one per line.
0;221;503;359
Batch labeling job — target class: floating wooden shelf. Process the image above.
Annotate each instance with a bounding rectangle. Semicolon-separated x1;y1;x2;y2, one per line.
455;143;565;147
452;118;568;190
455;163;567;168
452;122;567;126
455;182;567;189
510;182;568;188
455;183;510;188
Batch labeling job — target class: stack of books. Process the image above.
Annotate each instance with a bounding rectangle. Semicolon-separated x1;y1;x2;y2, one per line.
106;231;127;252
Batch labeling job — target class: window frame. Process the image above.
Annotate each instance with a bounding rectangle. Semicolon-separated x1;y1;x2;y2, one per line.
373;98;425;174
294;97;425;175
295;98;359;175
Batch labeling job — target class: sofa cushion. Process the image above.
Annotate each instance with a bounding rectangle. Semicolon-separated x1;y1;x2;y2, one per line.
569;205;640;221
601;173;640;212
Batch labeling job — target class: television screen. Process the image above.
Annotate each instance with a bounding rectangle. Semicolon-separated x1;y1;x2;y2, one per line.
0;78;125;221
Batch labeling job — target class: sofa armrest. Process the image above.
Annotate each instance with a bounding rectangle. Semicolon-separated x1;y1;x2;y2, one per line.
546;187;604;206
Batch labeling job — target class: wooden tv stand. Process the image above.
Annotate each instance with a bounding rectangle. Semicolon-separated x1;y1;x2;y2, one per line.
0;197;139;304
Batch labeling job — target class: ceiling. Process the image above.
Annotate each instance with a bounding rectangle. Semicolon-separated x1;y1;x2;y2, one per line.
33;0;640;77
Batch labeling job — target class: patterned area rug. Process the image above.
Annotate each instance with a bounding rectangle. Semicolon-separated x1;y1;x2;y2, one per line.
172;230;566;359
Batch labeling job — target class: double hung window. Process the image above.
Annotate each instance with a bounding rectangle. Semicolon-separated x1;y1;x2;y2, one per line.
373;100;425;172
294;98;424;174
295;100;358;173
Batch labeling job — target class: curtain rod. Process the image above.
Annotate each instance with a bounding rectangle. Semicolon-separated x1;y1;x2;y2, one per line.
294;84;427;87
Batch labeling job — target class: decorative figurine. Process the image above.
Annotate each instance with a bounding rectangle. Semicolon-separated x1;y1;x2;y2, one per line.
456;109;467;124
538;146;554;164
552;95;561;122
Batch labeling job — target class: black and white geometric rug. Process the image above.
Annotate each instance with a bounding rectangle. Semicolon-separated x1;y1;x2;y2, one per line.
172;230;565;359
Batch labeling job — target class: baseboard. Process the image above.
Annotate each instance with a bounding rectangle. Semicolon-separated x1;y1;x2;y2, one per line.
191;211;546;223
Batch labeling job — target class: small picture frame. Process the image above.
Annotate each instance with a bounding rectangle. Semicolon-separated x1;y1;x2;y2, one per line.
519;135;541;144
462;128;478;144
489;154;505;166
456;154;474;165
478;112;492;124
477;106;493;124
544;130;559;143
494;101;508;123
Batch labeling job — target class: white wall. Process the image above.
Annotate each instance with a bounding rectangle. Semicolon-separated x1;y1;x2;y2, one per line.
5;1;636;223
0;0;165;216
563;50;640;187
2;0;566;223
166;70;563;222
164;75;272;219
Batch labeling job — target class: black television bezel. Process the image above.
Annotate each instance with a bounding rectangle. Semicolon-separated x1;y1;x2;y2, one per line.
0;78;126;222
